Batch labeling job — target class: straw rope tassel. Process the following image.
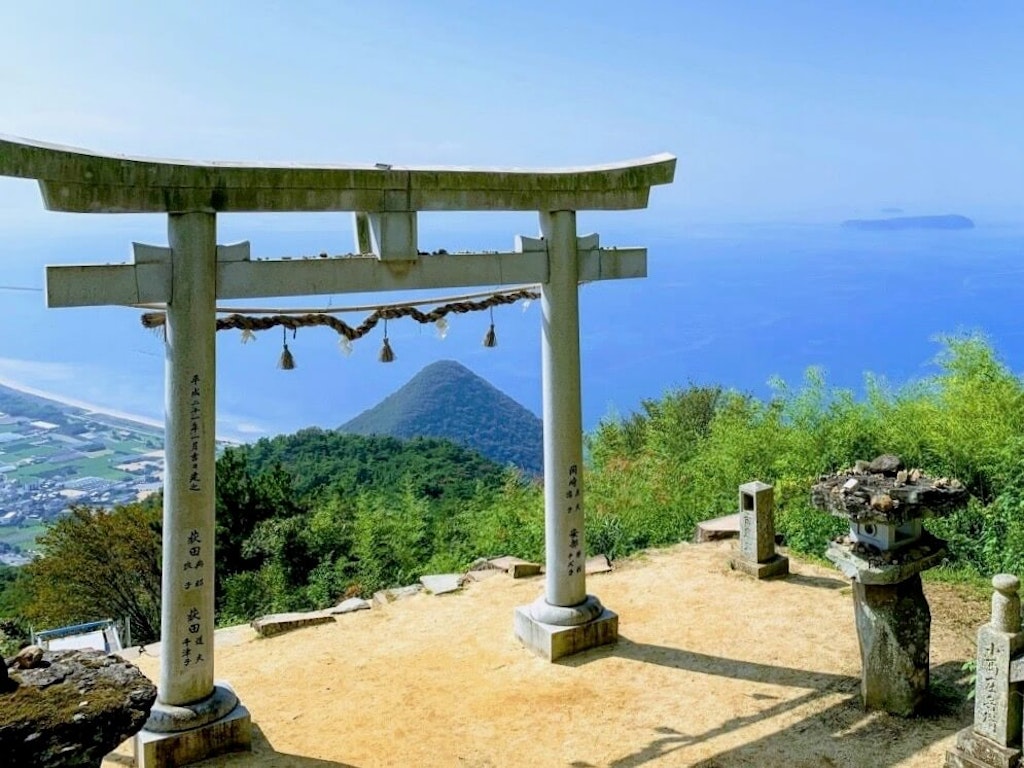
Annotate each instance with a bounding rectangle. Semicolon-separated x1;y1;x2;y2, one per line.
278;327;295;370
483;306;497;347
379;318;395;363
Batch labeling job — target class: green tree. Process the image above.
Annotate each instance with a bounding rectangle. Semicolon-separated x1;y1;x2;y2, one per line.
23;501;162;643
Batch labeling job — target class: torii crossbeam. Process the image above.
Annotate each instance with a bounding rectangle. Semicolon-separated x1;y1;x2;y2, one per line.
0;135;675;767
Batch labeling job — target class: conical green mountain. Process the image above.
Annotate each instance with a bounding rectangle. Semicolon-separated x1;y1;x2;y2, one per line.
339;360;543;475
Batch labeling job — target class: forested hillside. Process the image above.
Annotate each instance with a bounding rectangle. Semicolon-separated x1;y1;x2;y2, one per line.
340;360;544;475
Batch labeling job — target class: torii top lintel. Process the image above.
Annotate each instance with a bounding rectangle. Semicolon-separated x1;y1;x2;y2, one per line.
0;135;676;214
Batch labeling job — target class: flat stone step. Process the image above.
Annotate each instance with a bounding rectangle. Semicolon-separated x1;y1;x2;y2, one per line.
329;598;371;615
585;554;613;575
694;513;740;543
372;584;423;606
251;610;334;638
419;574;466;595
488;556;543;578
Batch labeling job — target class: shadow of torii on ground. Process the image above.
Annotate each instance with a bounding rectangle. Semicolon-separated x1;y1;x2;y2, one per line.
563;638;972;768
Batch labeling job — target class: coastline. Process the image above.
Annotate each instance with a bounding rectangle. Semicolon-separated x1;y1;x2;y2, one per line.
0;376;164;430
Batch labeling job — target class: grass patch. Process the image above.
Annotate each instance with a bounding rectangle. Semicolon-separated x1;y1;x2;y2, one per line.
0;523;47;550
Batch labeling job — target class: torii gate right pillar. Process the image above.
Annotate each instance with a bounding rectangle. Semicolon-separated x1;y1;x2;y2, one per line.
514;210;618;661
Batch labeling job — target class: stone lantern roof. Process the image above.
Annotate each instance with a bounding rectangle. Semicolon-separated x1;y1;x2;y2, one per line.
811;454;967;526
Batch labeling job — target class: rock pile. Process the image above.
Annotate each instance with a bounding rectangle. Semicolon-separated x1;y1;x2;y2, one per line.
812;454;967;525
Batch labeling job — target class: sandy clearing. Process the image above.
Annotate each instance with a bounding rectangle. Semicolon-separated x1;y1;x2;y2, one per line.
104;541;986;768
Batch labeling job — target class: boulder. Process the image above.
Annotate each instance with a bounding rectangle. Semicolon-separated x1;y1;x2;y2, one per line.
868;454;904;475
0;649;155;767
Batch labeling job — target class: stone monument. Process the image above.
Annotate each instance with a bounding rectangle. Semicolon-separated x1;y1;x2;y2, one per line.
729;480;789;579
811;454;966;715
946;573;1024;767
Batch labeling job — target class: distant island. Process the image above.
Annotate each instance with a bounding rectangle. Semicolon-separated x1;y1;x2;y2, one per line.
841;214;975;231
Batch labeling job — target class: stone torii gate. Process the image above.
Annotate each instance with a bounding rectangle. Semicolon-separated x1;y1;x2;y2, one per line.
0;136;674;766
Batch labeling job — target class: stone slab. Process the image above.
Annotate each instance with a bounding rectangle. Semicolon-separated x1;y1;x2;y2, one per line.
419;573;465;595
513;606;618;662
465;568;501;582
694;513;740;543
488;556;535;572
250;610;334;638
826;540;948;584
329;598;371;615
511;562;542;579
135;701;251;768
468;557;502;572
585;554;614;575
730;553;790;579
945;727;1022;768
372;584;423;606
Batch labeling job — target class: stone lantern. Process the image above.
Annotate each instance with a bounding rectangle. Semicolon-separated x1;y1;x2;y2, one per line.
811;454;966;715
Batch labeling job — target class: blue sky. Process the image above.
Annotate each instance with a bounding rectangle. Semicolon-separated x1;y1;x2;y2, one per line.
0;2;1022;438
1;1;1022;225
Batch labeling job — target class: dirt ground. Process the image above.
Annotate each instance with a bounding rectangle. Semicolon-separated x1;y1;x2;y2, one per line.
103;541;989;768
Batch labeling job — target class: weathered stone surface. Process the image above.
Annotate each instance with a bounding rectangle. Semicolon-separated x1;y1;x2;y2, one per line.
372;584;423;606
488;555;535;572
250;610;334;638
585;554;613;575
0;136;676;214
329;598;371;615
852;575;930;715
419;574;466;595
739;480;776;563
8;644;45;670
511;562;542;579
731;552;790;580
812;461;966;525
0;649;155;767
693;513;739;543
946;727;1021;768
136;690;251;768
825;533;948;584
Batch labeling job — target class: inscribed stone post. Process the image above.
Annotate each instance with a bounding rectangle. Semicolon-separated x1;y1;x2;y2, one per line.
731;480;788;579
946;574;1024;768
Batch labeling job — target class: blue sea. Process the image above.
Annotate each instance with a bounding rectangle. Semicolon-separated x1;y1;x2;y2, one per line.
0;217;1021;442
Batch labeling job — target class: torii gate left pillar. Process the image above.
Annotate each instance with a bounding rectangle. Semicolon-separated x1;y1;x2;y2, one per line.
0;135;674;765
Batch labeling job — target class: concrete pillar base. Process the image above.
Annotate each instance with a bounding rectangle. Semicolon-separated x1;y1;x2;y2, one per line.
514;600;618;662
135;683;252;768
945;727;1022;768
730;552;790;579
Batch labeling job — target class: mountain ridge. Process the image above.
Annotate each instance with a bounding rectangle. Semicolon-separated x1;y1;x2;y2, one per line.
339;360;543;475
